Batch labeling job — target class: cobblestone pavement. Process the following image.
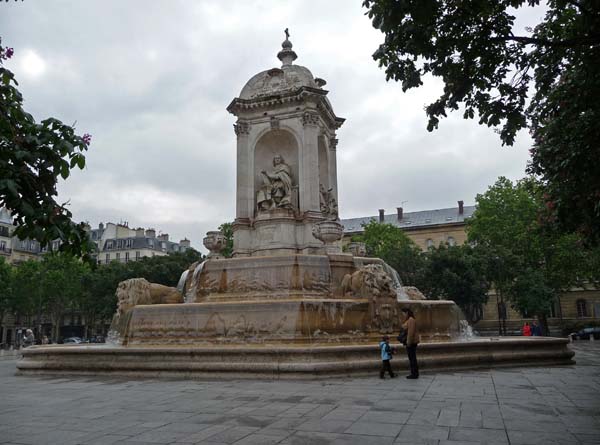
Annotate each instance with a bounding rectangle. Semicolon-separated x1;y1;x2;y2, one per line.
1;342;599;445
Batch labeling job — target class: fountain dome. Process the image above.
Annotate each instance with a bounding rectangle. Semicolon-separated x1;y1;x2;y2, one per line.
238;34;326;100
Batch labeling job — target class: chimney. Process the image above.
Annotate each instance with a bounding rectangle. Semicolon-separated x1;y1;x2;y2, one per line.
179;238;191;248
135;228;145;238
98;222;104;231
397;207;403;221
145;228;156;238
157;233;169;242
379;209;385;223
458;200;464;215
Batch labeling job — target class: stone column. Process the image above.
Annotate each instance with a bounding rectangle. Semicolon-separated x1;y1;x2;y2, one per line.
233;121;252;256
301;112;321;215
234;121;251;221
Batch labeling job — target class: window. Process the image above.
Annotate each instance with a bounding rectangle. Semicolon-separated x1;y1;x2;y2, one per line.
0;226;9;237
148;239;154;247
447;236;456;246
136;251;141;260
116;253;120;262
576;299;588;318
106;241;113;250
125;252;129;263
426;239;433;248
0;240;5;251
126;239;133;248
105;253;110;264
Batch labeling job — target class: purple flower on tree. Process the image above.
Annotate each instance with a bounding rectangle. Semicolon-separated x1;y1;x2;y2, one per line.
82;133;92;146
0;47;14;61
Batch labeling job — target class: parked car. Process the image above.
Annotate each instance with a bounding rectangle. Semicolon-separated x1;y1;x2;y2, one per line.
571;327;600;340
63;337;83;344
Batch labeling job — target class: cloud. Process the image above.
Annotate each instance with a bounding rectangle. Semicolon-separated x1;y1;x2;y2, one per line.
1;0;533;251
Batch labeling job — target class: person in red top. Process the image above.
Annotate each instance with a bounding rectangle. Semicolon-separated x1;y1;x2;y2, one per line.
522;322;532;336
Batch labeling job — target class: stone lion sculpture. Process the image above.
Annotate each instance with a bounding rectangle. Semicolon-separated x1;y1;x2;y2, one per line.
115;278;183;318
341;264;395;299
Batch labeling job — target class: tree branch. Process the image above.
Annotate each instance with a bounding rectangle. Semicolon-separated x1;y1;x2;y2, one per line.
491;34;600;47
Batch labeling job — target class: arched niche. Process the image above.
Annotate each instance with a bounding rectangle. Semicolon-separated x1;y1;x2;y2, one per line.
318;135;329;191
253;129;299;211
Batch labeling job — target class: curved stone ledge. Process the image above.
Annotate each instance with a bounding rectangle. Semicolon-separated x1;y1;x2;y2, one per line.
16;337;574;380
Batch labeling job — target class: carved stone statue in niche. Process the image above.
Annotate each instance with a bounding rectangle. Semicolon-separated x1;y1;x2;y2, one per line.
257;155;294;212
319;183;338;220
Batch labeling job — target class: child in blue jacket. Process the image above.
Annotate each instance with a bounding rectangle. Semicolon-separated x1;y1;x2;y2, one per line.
379;335;395;379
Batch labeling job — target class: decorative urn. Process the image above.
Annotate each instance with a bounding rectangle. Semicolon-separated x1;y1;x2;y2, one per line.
312;220;344;254
203;231;225;258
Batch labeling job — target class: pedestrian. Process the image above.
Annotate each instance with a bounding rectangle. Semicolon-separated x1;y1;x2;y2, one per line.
379;335;395;379
42;336;49;345
522;322;531;336
22;329;35;348
531;319;542;336
401;307;419;379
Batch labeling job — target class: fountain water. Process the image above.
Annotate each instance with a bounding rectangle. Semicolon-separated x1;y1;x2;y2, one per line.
16;33;574;378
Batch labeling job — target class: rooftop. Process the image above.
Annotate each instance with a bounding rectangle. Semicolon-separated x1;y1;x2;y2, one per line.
341;205;476;233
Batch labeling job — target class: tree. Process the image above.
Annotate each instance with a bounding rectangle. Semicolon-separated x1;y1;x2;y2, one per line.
420;244;491;323
38;253;88;342
0;38;94;258
125;248;203;287
467;177;592;331
356;221;425;287
0;257;14;345
11;259;44;333
218;222;233;258
363;1;600;244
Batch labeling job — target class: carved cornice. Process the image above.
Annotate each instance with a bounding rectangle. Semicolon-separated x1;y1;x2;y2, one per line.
227;86;345;130
329;137;339;151
302;112;320;127
233;122;250;136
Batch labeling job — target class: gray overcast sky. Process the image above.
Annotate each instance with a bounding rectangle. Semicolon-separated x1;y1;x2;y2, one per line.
1;1;542;251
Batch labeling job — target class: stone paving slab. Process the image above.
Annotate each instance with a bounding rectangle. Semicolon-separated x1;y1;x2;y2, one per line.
1;342;599;445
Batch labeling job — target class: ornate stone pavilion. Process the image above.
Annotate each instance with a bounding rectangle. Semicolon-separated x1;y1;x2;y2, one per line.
227;32;343;257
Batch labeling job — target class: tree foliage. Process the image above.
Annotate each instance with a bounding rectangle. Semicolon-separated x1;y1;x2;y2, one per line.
419;244;491;323
467;176;596;322
0;38;93;258
363;0;600;244
218;222;234;258
356;220;425;286
5;248;203;342
0;257;14;343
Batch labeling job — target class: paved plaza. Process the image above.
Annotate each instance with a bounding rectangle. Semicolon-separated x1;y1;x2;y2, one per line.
0;343;599;445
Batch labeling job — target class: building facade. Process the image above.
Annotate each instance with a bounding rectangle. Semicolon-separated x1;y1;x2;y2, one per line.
341;201;475;250
90;222;191;265
0;207;43;264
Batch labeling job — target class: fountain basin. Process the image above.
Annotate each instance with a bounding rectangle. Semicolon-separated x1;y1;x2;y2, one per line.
109;298;465;346
16;337;574;379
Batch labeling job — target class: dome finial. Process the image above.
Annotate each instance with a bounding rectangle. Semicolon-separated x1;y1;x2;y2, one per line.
277;28;297;67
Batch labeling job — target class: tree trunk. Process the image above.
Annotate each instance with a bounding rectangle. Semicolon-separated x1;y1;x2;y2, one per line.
51;312;62;343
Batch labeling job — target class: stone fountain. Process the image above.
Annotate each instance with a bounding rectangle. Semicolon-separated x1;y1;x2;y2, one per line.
17;33;573;378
